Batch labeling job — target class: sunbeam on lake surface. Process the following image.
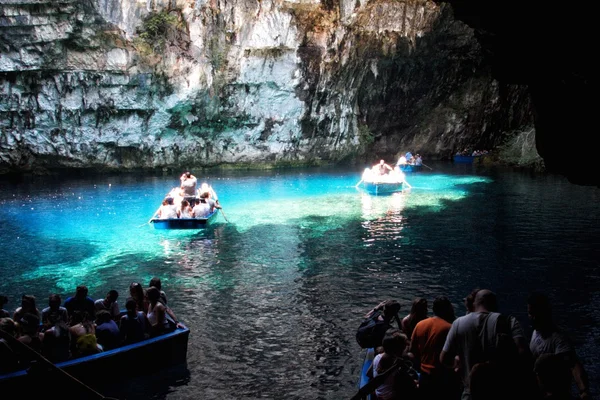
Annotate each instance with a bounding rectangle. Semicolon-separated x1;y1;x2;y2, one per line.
0;162;598;399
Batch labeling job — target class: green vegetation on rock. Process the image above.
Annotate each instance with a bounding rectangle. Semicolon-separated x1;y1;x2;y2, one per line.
135;10;181;54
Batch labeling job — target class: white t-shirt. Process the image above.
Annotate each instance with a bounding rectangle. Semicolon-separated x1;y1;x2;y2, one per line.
192;203;210;218
442;312;525;388
372;354;397;400
530;329;575;359
159;205;178;219
180;207;192;218
181;177;197;196
94;299;120;319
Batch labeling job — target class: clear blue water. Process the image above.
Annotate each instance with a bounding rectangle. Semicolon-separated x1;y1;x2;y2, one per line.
0;162;598;399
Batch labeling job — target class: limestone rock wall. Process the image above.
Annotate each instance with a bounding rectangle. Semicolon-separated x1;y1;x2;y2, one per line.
0;0;534;174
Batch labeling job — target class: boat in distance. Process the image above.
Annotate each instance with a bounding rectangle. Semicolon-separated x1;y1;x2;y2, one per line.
398;164;423;172
361;181;404;195
0;325;190;394
453;154;480;163
149;185;220;229
358;167;405;195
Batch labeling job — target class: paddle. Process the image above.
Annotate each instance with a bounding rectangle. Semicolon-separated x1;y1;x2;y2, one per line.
403;178;412;189
355;179;363;188
0;328;117;400
139;205;161;227
219;208;230;223
421;163;433;170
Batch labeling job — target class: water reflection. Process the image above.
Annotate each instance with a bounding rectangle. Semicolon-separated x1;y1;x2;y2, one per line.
360;191;408;245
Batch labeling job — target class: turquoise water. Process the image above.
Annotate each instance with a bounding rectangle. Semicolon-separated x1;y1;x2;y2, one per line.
0;163;598;399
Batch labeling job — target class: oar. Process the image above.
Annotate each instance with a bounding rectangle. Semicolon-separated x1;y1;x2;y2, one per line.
355;179;363;188
138;205;161;227
421;163;433;170
0;328;117;400
403;178;412;189
219;208;230;223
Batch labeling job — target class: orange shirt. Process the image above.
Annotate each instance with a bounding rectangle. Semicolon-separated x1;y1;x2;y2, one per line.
409;316;451;374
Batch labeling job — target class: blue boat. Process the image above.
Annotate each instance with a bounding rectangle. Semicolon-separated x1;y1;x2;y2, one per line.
149;186;220;229
361;181;404;195
151;211;218;230
357;348;376;400
453;155;480;163
0;325;190;394
398;164;423;172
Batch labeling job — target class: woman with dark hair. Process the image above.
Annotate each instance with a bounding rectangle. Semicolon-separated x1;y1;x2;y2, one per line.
128;282;147;314
13;294;41;322
401;298;428;339
0;295;10;318
146;287;173;337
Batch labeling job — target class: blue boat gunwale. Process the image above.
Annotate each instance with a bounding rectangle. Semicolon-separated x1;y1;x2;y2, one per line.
358;347;375;400
150;210;218;227
0;324;190;382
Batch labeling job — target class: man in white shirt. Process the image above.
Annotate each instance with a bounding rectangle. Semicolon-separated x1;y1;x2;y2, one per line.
180;171;197;197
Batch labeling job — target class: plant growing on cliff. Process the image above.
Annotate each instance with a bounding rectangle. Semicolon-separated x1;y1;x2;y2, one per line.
135;11;180;54
358;123;374;147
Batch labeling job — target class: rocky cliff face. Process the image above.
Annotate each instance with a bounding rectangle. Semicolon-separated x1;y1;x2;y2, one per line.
0;0;534;174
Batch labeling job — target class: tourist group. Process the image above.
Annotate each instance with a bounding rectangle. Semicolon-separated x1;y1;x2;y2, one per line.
0;278;182;374
354;289;592;400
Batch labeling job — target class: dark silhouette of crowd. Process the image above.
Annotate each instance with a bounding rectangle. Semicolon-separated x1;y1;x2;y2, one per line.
0;278;183;375
355;289;592;400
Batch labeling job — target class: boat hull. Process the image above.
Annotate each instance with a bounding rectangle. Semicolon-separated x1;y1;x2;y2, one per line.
0;326;190;394
399;164;423;172
151;211;218;229
362;181;403;195
453;155;480;163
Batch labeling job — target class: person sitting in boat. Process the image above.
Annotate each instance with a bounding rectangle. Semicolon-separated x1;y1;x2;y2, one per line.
119;298;149;345
146;287;175;337
199;182;220;205
414;154;423;166
201;190;221;213
178;199;193;219
180;171;197;199
157;197;178;219
405;152;414;164
373;160;393;176
397;155;407;166
0;295;9;318
191;197;211;218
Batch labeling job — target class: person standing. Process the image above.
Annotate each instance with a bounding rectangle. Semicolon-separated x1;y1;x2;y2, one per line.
401;297;428;340
408;296;459;400
439;289;531;400
180;171;197;198
527;292;591;399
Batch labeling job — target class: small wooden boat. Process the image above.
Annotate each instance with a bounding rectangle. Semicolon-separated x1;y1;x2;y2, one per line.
357;168;406;195
361;181;404;195
453;154;480;163
149;185;220;230
0;325;190;394
151;211;218;230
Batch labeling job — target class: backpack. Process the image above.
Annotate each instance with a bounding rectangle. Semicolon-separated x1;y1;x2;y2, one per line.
356;311;391;349
478;313;519;367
